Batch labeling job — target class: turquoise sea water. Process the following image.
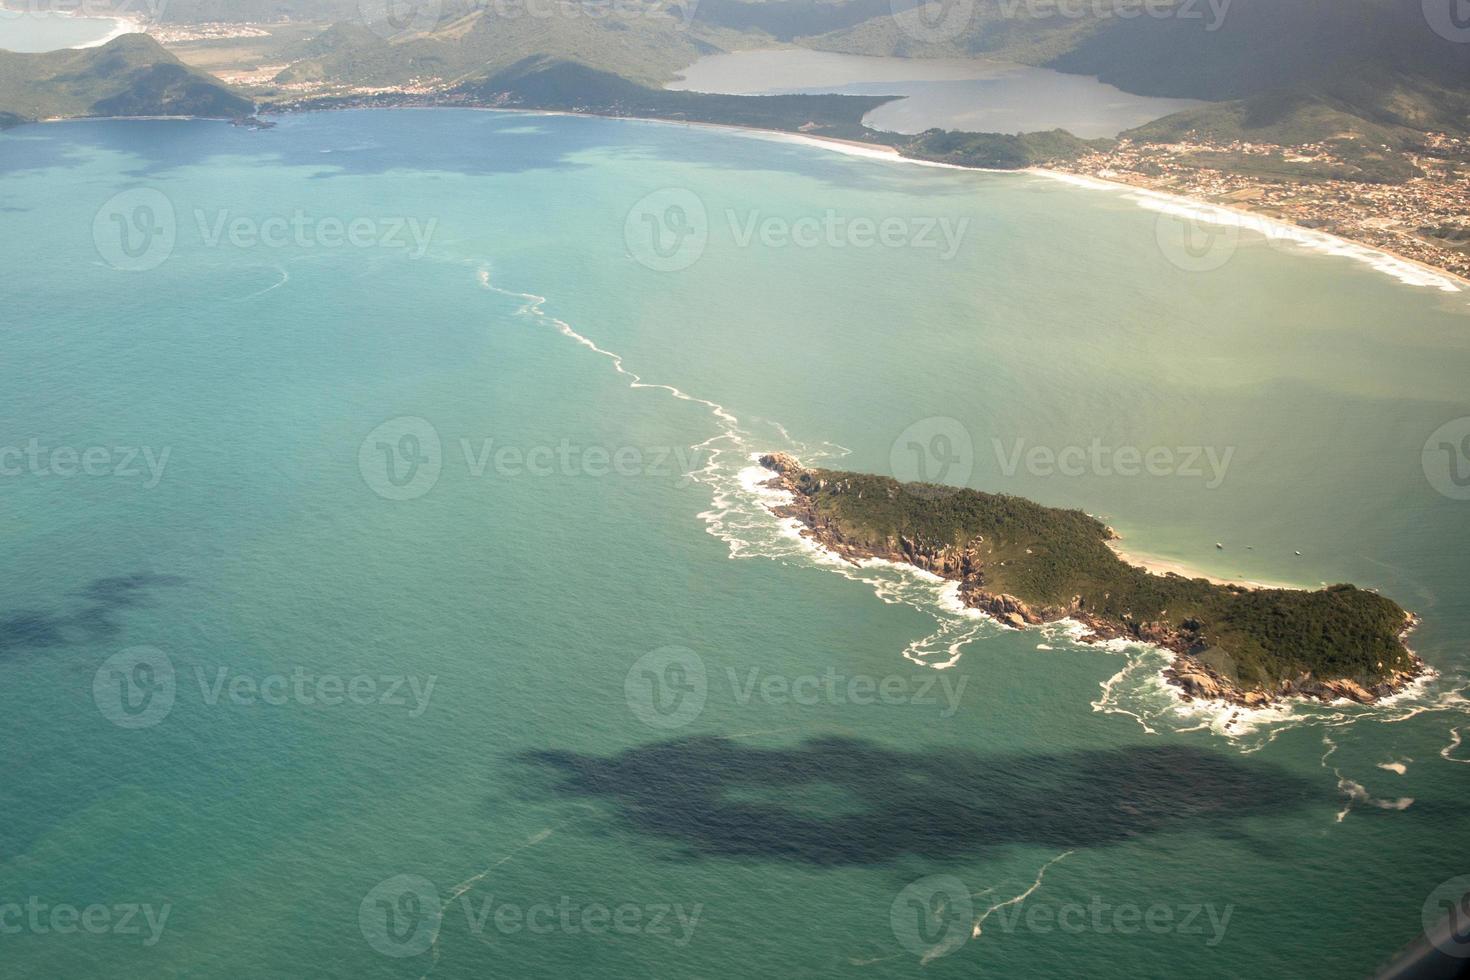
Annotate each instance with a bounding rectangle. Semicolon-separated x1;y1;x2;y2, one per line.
2;110;1469;978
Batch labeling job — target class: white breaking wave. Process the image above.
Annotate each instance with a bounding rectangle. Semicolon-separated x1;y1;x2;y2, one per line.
970;850;1075;941
473;264;1468;756
476;265;1003;672
1442;726;1470;764
1321;735;1415;823
1025;169;1463;294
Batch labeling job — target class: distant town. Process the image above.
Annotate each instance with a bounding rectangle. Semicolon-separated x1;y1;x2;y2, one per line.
1055;135;1470;282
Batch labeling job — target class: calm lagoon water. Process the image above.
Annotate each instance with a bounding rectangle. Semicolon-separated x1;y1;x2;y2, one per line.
1;110;1468;978
668;49;1208;136
0;8;125;52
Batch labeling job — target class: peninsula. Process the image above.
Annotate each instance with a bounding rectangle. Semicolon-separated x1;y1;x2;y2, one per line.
759;453;1422;707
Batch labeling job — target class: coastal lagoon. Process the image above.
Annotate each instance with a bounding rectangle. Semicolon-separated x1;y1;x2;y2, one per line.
668;50;1208;136
2;110;1469;978
0;8;130;52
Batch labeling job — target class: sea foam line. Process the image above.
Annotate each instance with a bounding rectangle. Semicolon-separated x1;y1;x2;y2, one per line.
476;265;1002;673
969;851;1075;943
474;264;1467;755
1320;735;1414;823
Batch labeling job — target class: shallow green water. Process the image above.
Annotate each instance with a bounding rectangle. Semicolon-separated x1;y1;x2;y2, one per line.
1;110;1468;979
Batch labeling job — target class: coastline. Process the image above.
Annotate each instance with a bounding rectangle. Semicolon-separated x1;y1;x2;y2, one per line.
534;110;1470;293
22;97;1463;295
1103;539;1300;591
755;452;1426;710
1027;168;1470;294
0;3;143;50
561;112;1470;294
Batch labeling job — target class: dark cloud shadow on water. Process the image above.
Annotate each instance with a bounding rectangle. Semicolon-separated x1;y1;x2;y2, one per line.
0;572;185;657
517;735;1315;865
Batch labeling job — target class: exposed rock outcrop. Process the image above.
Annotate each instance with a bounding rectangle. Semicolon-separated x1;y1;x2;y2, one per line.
756;453;1424;709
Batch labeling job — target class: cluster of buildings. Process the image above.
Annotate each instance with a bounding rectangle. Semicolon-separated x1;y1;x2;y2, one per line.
1056;135;1470;281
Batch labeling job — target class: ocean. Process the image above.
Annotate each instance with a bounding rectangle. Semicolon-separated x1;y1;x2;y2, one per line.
1;109;1468;978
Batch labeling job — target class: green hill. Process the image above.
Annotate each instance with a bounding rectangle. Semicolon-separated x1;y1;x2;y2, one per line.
0;34;253;125
1129;69;1470;146
455;56;899;139
271;6;749;89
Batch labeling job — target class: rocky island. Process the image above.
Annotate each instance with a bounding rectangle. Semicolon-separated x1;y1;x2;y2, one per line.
759;453;1423;707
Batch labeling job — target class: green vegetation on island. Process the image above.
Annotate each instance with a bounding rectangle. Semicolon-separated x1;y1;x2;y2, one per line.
760;453;1420;704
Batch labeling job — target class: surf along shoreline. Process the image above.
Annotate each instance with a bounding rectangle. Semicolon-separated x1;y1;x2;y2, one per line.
754;451;1426;711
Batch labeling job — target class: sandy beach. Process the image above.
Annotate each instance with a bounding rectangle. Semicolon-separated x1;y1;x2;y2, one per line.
0;2;144;50
1105;539;1301;591
680;120;1469;294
